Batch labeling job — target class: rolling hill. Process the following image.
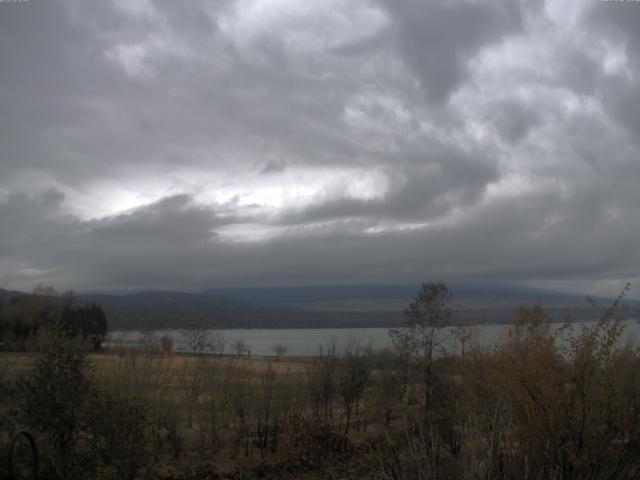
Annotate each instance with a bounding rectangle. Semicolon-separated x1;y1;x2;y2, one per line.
2;283;637;330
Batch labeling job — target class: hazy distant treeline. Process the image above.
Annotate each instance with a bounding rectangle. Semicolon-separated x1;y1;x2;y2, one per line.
0;286;108;351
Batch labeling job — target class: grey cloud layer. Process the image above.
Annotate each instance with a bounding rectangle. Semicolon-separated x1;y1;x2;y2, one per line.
379;0;523;103
2;184;637;292
0;0;639;296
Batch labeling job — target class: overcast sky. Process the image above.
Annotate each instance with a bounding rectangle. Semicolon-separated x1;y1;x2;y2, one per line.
0;0;639;297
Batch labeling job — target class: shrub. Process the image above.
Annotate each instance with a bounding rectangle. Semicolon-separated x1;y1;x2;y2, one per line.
17;332;95;479
83;391;152;480
281;412;349;469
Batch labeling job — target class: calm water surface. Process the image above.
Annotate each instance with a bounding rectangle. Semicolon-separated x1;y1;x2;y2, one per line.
109;319;640;356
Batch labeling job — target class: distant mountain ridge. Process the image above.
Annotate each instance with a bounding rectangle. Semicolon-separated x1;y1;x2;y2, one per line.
203;282;589;306
0;288;27;303
2;283;636;330
79;290;252;310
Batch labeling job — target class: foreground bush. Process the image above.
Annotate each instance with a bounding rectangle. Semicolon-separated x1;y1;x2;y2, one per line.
83;391;152;480
16;331;154;479
364;288;640;480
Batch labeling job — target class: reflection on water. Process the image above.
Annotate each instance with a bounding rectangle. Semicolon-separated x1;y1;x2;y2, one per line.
108;318;640;356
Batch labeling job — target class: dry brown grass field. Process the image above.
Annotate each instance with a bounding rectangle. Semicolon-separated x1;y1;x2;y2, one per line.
1;346;387;478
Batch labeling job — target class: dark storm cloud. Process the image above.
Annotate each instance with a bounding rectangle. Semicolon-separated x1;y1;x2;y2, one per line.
0;192;241;288
0;190;68;257
0;0;639;297
3;182;638;291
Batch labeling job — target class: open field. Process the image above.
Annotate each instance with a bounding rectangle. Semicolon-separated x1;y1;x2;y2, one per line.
1;345;397;478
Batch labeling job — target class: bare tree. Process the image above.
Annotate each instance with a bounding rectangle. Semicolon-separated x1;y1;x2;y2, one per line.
228;366;252;458
452;319;479;359
138;328;159;355
253;366;278;462
181;321;209;354
160;335;174;356
337;342;371;433
202;358;233;449
306;344;338;420
271;343;288;361
233;339;247;358
177;358;204;428
208;330;227;356
375;366;405;426
389;281;452;416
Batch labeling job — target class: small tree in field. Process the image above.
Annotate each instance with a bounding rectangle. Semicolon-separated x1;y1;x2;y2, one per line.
160;335;174;356
181;321;209;354
389;281;452;415
209;330;227;356
337;343;371;433
272;344;288;361
233;339;247;358
177;359;204;428
452;319;478;359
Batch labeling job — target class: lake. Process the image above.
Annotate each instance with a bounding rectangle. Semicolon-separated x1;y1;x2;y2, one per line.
108;318;640;356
